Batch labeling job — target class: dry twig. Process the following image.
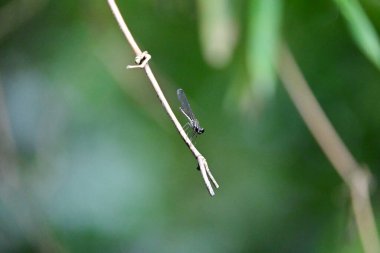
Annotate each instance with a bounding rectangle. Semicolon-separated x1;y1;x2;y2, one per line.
107;0;219;196
278;44;380;253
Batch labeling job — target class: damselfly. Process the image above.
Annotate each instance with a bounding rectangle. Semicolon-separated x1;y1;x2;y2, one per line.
177;89;205;141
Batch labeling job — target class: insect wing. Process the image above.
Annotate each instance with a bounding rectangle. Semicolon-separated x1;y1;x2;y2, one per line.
177;89;196;120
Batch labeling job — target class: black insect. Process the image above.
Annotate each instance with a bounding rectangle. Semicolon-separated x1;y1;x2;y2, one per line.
177;88;205;141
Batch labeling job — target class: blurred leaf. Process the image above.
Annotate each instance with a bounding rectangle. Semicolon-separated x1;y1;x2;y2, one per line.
335;0;380;70
247;0;282;103
197;0;238;68
224;61;251;113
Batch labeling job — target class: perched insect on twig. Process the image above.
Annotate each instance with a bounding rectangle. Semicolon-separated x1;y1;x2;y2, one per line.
177;89;205;143
108;0;218;196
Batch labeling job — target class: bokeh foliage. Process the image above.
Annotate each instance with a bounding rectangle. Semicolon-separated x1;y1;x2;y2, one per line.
0;0;380;252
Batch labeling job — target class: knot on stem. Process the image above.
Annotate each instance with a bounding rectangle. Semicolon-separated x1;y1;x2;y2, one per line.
127;51;151;69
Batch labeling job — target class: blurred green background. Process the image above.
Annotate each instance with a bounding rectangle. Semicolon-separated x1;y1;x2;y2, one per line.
1;0;380;252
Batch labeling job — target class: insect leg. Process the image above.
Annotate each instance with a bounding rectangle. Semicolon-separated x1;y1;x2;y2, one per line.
192;132;198;145
183;122;191;132
189;130;197;143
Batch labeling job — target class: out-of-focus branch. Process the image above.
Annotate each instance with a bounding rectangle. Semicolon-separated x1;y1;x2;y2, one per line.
107;0;218;196
0;0;48;41
278;44;380;253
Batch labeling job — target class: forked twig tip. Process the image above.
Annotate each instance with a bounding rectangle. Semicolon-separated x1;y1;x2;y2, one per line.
197;156;218;196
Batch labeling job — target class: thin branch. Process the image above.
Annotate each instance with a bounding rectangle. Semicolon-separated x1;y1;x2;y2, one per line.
278;44;380;253
107;0;218;196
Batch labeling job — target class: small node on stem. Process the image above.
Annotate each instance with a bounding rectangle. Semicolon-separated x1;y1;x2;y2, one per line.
127;51;151;69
